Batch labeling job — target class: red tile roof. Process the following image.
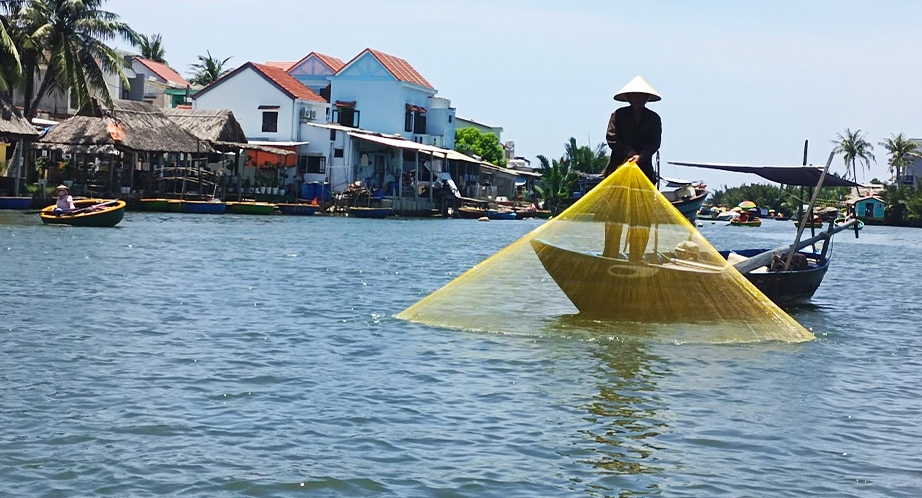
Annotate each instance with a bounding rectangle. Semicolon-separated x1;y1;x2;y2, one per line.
193;62;327;103
251;63;326;102
287;52;345;74
135;58;190;87
340;48;433;90
264;61;295;71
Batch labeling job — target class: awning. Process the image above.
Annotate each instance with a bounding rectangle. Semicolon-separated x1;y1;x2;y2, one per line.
405;104;426;114
334;100;356;108
348;132;447;154
247;140;309;147
257;105;281;110
668;161;863;187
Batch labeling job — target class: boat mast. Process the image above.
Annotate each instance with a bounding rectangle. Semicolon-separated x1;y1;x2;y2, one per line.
786;150;834;271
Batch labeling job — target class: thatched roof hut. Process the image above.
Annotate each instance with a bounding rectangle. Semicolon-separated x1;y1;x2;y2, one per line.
0;95;39;139
38;100;208;153
163;108;247;145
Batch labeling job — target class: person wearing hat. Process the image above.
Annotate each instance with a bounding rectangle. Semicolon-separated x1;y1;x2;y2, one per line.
54;184;75;214
602;75;662;184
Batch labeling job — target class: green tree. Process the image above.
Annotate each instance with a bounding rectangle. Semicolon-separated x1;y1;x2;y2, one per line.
136;32;165;63
454;127;506;166
0;1;23;91
563;137;608;174
534;154;578;214
8;0;137;119
188;50;232;86
832;128;876;182
878;133;920;188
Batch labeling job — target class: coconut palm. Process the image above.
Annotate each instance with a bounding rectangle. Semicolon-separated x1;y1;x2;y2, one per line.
831;128;875;182
0;0;24;91
535;154;578;214
10;0;137;119
188;50;232;86
563;137;608;174
136;32;165;63
878;133;920;188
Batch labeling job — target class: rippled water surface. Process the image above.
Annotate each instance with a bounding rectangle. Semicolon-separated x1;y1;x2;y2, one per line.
2;211;921;497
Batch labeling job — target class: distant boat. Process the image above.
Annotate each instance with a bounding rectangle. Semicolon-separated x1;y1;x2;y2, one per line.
39;199;125;227
226;201;276;215
0;196;32;210
457;206;486;219
730;218;761;227
277;202;319;216
180;200;226;214
486;209;517;220
139;198;181;212
793;219;824;229
349;206;392;218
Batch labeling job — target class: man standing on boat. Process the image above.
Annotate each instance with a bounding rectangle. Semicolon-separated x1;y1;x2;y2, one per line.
601;76;662;260
603;75;662;184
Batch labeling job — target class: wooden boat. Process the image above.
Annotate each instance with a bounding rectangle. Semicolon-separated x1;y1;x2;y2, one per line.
180;200;226;214
277;202;319;216
669;155;864;304
730;218;761;227
514;205;538;219
39;199;126;227
536;209;552;219
0;196;32;210
458;206;486;219
226;201;277;215
138;198;181;212
721;249;829;305
349;206;392;218
486;209;517;220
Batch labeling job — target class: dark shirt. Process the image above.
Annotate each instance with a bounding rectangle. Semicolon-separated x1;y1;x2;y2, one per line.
605;106;662;184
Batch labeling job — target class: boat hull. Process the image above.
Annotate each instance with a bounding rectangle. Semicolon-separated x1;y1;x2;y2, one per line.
531;238;742;321
39;199;126;227
180;200;226;214
671;190;708;222
0;197;32;210
349;207;392;218
486;209;517;220
793;220;824;228
730;219;762;227
139;198;181;212
277;203;319;216
226;201;276;215
458;207;485;219
720;249;829;305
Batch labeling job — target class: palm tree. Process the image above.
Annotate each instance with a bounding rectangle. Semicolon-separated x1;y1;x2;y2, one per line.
563;137;608;174
11;0;137;119
831;128;875;182
188;50;232;86
0;0;24;91
878;133;920;188
534;154;578;214
136;32;165;63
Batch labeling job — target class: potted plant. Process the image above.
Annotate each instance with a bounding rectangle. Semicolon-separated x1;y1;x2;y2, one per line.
60;159;76;187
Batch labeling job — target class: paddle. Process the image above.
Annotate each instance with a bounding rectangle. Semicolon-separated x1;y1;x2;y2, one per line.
59;200;119;216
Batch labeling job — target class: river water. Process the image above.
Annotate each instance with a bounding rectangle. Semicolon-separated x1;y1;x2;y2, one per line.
1;211;920;497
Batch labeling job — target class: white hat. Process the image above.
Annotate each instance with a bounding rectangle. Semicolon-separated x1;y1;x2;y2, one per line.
614;75;661;102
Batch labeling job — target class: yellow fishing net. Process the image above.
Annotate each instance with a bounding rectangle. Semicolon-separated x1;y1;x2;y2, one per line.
398;162;813;343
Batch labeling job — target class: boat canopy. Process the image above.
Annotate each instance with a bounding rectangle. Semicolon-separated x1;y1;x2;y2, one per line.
668;161;862;187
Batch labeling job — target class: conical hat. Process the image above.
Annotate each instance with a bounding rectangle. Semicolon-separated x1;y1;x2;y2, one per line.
614;75;661;102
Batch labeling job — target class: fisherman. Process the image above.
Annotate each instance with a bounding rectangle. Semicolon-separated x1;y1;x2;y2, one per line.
602;75;662;185
53;184;75;215
601;75;662;261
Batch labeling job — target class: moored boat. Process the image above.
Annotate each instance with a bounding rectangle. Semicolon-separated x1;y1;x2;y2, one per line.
457;206;486;219
180;200;226;214
486;209;517;220
277;202;319;216
226;201;277;215
793;219;824;229
349;206;392;218
0;196;32;210
39;199;126;227
730;218;762;227
139;198;181;212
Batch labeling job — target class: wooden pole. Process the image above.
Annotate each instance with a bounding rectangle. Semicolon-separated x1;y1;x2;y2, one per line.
785;150;835;271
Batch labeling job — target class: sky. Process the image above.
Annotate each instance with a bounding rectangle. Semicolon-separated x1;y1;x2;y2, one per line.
105;0;922;189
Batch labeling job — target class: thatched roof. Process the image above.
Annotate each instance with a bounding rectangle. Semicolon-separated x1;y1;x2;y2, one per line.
163;108;247;145
0;96;39;139
39;100;209;153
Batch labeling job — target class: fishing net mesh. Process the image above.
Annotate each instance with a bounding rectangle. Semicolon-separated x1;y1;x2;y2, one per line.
397;162;813;343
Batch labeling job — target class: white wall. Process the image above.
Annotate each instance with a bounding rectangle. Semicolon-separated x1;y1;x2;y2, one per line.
194;67;296;141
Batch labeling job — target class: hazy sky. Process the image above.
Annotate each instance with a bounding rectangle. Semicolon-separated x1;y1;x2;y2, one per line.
106;0;920;188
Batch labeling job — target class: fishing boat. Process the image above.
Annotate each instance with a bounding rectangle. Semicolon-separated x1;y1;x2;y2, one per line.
348;206;392;218
669;152;863;304
0;197;32;210
39;199;126;227
138;198;181;212
226;201;277;215
277;202;319;216
180;200;226;214
486;209;517;220
729;218;761;227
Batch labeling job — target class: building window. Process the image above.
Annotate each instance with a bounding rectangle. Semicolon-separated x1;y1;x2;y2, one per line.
330;129;336;141
405;110;413;132
299;155;326;174
334;148;344;158
414;114;427;134
262;111;278;133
